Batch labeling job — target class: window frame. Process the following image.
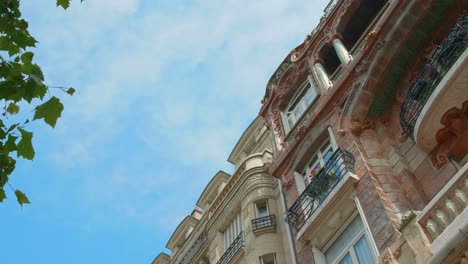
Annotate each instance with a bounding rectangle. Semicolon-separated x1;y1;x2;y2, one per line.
223;212;242;251
323;212;376;264
294;127;338;193
255;200;270;218
259;253;276;264
281;75;320;133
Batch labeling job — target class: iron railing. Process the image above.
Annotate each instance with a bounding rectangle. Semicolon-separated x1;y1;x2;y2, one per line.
217;232;244;264
324;0;338;18
179;231;207;264
285;148;355;232
400;13;468;138
251;215;277;233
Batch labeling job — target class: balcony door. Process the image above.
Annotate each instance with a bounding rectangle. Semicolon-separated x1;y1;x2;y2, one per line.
302;139;336;186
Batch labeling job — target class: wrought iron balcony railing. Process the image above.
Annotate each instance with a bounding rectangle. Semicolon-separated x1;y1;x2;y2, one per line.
217;232;244;264
251;215;276;234
179;231;207;264
400;13;468;138
285;148;355;232
323;0;338;18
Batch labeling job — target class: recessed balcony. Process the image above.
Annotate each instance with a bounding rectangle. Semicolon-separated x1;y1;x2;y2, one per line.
400;13;468;153
285;148;357;242
251;215;277;236
217;232;245;264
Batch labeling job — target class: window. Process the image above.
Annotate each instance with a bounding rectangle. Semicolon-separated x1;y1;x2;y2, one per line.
255;201;269;218
302;139;336;187
260;253;276;264
324;214;375;264
282;77;319;132
294;128;338;193
223;213;242;250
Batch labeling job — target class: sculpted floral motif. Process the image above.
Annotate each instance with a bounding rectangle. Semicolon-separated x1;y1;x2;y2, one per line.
349;118;375;136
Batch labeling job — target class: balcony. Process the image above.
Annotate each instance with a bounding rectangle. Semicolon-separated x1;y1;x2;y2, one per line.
400;13;468;144
179;231;207;264
323;0;338;19
251;215;277;236
285;148;356;233
217;232;244;264
416;163;468;264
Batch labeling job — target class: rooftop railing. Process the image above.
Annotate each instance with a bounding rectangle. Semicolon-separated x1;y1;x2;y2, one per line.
217;232;244;264
285;148;355;232
179;231;207;264
323;0;338;18
400;13;467;138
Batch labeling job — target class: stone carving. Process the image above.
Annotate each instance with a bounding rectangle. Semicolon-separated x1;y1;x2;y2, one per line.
431;103;468;169
282;177;295;190
349;118;375;136
355;59;369;73
376;39;387;50
270;108;285;151
291;33;315;62
295;125;308;140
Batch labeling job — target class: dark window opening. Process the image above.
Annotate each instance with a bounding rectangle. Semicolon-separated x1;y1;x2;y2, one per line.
321;45;341;75
341;0;387;50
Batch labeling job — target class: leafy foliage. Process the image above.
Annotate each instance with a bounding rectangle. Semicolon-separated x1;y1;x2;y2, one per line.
14;189;30;207
0;0;81;206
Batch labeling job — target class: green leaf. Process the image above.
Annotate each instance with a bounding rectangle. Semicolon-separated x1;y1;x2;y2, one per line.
20;51;34;64
33;97;64;128
4;134;18;154
8;44;20;57
14;190;30;207
28;64;45;85
66;87;76;95
0;189;5;202
17;128;34;160
57;0;70;9
6;103;20;115
0;36;10;51
7;123;19;133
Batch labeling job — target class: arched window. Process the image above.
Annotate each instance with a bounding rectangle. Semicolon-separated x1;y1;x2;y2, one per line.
282;76;319;133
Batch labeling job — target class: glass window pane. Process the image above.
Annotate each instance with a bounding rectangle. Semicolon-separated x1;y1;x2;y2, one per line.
354;236;374;264
325;215;364;263
338;253;353;264
257;204;269;217
322;148;334;164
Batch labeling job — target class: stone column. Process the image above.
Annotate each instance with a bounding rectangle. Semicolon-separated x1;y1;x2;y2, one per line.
332;38;352;65
314;62;332;90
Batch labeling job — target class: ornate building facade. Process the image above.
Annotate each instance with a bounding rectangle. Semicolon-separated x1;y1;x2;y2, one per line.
153;117;297;264
259;0;467;263
154;1;468;263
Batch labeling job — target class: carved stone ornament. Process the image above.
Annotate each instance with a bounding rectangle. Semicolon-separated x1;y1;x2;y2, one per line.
376;39;387;50
295;125;308;140
349;118;375;136
269;108;285;151
355;59;369;73
431;103;468;169
282;177;295;189
431;145;449;169
291;33;316;62
381;248;399;264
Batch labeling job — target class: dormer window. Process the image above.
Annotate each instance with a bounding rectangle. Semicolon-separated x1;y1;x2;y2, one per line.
282;76;319;133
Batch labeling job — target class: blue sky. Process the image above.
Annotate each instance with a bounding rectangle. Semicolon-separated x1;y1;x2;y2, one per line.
0;1;327;263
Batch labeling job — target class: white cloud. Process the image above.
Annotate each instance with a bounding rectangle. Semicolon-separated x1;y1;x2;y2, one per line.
22;0;329;230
